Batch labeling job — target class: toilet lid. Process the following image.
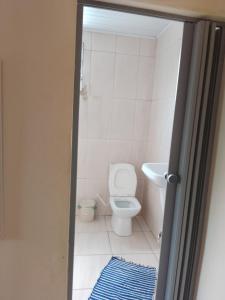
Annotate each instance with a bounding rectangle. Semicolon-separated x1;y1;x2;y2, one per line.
109;164;137;196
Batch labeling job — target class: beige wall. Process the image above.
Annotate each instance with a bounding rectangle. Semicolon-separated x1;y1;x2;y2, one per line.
102;0;225;19
195;63;225;299
0;0;225;300
0;0;75;299
142;22;183;237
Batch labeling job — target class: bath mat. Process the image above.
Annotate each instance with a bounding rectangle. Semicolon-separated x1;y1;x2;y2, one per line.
89;256;157;300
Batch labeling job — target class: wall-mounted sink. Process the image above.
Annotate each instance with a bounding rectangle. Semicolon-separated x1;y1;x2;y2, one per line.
141;163;168;188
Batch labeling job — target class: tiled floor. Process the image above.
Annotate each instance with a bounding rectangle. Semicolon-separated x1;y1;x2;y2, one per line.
73;215;161;299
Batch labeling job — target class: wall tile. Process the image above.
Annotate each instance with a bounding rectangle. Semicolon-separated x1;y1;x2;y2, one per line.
82;49;91;94
83;31;92;50
108;140;133;164
76;179;88;208
140;38;156;57
130;141;147;173
137;57;154;100
114;54;139;99
86;179;111;215
109;100;136;139
134;101;151;140
87;139;109;180
116;35;140;55
90;52;115;97
78;97;88;139
92;32;115;52
77;139;88;179
87;97;112;139
143;22;182;237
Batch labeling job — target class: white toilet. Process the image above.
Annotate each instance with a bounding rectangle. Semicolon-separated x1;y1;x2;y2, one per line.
109;163;141;236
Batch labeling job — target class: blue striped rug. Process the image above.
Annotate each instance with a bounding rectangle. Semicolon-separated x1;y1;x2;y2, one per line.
89;256;157;300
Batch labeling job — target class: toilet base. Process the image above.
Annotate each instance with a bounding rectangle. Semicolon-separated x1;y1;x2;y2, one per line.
111;214;132;236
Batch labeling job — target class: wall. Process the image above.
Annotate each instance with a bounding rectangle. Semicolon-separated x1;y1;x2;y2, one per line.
76;31;156;215
0;0;75;299
0;0;225;300
102;0;225;19
142;22;183;237
195;66;225;299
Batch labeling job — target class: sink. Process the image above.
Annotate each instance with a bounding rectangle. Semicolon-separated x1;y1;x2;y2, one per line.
141;163;168;188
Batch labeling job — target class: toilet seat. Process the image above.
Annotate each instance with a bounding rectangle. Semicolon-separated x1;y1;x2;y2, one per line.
110;196;141;218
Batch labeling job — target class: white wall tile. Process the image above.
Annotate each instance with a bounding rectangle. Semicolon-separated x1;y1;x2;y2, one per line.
78;98;88;138
77;139;88;178
90;52;115;97
134;101;151;140
78;32;157;215
140;38;156;57
114;54;139;99
82;31;92;50
108;140;133;164
142;22;183;237
87;97;111;138
87;139;109;180
109;100;136;139
116;35;140;55
137;57;154;100
82;49;91;93
86;178;110;215
92;32;115;52
76;179;88;208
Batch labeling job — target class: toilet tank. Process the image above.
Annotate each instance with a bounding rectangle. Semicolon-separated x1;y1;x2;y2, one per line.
109;163;137;197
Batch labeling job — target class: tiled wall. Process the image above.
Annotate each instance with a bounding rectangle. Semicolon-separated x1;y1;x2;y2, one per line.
142;22;184;237
76;31;156;215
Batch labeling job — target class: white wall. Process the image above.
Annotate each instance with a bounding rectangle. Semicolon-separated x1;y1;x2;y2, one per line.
77;31;156;215
196;65;225;300
142;22;183;237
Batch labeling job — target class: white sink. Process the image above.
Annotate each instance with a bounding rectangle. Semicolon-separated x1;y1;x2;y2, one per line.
141;163;168;188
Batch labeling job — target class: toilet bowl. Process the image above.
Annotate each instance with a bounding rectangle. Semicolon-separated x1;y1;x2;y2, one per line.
109;164;141;236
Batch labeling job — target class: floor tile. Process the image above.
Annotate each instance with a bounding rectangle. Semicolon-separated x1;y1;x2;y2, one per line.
75;216;107;233
73;255;111;289
105;216;142;232
109;231;152;254
136;215;151;231
120;253;158;268
144;231;161;252
75;232;111;255
73;289;92;300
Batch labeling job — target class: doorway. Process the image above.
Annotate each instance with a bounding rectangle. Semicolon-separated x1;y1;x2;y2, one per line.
68;2;225;300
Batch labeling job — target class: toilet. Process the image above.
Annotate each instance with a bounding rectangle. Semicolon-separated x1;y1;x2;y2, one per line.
109;163;141;236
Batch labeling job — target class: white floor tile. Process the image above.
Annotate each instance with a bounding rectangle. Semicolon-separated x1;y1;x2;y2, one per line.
75;216;107;233
105;216;142;232
144;231;161;252
136;215;151;231
121;253;158;268
73;289;92;300
73;255;111;289
75;232;111;255
109;231;152;254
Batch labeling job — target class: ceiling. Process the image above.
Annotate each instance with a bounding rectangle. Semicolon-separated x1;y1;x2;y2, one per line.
83;7;172;38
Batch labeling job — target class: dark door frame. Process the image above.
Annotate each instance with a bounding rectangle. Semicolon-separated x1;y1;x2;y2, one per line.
68;1;225;300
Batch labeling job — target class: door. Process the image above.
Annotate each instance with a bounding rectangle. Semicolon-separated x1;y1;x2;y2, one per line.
157;21;225;300
68;2;225;298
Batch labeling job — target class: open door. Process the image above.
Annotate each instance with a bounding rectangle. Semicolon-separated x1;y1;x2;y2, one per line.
68;1;225;298
156;21;225;300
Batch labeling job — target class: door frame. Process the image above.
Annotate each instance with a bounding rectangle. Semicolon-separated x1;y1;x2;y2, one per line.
68;1;225;300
